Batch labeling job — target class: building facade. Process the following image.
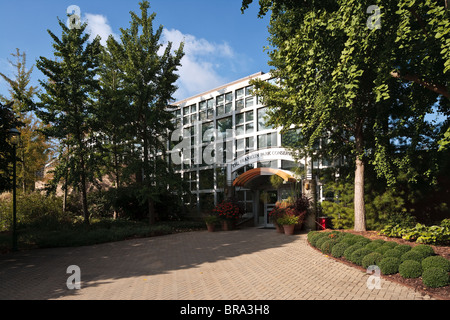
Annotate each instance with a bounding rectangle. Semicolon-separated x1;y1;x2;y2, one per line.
168;72;329;230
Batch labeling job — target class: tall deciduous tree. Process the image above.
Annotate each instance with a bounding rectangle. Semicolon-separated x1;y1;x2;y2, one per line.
35;20;102;224
242;0;449;231
0;49;51;192
110;1;184;224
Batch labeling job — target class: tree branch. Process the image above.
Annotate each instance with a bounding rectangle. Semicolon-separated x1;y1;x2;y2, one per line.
390;71;450;99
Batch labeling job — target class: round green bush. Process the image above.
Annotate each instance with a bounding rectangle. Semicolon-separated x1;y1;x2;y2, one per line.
356;237;372;246
399;260;422;279
374;245;391;255
350;248;373;266
401;250;424;263
309;232;328;247
331;242;350;258
320;239;338;254
421;256;450;272
379;257;401;275
372;239;385;245
365;241;383;251
341;236;359;246
307;231;318;242
411;244;435;259
382;241;398;249
395;244;412;255
362;252;384;269
422;267;449;288
383;249;403;259
344;243;365;260
315;235;330;249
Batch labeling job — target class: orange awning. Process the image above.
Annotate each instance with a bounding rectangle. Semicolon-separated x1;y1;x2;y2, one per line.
232;168;296;187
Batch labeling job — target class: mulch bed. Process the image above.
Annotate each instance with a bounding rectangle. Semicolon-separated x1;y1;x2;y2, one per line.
311;229;450;300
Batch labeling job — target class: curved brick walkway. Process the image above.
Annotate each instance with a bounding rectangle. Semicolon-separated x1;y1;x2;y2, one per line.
0;228;433;300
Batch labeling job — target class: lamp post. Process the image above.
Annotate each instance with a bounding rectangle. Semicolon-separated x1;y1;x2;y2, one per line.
8;128;20;252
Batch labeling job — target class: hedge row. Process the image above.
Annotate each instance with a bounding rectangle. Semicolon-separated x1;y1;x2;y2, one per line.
307;230;450;288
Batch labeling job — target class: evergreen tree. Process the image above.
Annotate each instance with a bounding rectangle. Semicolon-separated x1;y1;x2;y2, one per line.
35;19;102;224
112;1;184;224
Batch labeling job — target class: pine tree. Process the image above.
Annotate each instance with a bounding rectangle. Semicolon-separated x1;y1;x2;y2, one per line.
35;19;102;224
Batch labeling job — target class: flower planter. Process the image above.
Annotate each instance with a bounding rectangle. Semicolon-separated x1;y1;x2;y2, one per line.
222;220;233;231
206;223;215;232
274;222;284;233
283;224;295;235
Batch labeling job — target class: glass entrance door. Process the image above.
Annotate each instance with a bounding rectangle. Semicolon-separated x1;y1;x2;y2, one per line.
264;190;278;228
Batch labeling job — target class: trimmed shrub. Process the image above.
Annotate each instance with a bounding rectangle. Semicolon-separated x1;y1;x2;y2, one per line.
421;256;450;272
356;238;372;246
379;257;401;275
307;231;318;242
399;260;422;279
315;235;330;249
422;268;449;288
374;245;391;255
331;242;350;258
309;232;328;247
365;241;383;251
362;252;384;269
321;239;338;254
411;244;435;259
401;250;424;263
372;239;385;245
341;236;359;246
350;248;373;266
344;243;365;260
383;249;403;259
382;241;398;249
395;244;412;255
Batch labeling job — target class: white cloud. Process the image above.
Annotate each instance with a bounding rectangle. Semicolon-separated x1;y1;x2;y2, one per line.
83;13;119;46
160;29;237;101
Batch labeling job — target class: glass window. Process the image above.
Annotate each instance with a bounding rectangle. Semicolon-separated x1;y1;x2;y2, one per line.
184;106;190;115
217;116;232;139
258;107;272;131
245;97;254;108
281;129;302;148
190;104;197;113
199;110;207;120
207;98;214;109
236;88;244;99
199;170;214;190
199;101;207;110
236;125;245;136
202;121;214;141
225;102;233;113
236;113;245;125
225;92;233;102
245;111;254;122
246;123;254;134
246;137;254;150
190;114;197;122
236;138;245;150
207;109;214;119
236;99;244;111
216;105;225;116
217;95;224;105
245;85;254;96
183;116;190;126
258;133;277;149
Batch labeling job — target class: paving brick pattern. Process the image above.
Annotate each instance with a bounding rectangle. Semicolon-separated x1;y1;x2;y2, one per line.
0;228;433;300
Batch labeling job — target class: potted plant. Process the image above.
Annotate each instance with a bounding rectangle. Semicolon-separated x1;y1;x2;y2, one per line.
269;201;286;233
212;198;244;231
292;195;310;231
277;213;300;235
203;214;219;232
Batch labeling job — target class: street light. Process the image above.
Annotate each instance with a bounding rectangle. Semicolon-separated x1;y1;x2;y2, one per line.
8;128;20;252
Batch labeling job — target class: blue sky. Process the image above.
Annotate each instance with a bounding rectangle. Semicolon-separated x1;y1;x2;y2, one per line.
0;0;271;101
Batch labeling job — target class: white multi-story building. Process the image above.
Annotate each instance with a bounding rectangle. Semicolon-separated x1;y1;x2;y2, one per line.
168;72;329;229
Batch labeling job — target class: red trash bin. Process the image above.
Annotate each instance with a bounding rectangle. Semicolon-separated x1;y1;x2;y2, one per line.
317;217;331;230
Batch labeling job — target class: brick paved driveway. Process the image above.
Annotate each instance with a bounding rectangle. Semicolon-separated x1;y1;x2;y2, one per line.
0;228;432;300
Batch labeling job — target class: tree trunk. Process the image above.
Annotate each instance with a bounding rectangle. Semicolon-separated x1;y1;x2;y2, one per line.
354;121;366;231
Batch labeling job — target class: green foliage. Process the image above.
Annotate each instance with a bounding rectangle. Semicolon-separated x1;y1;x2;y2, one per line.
421;268;450;288
395;245;412;255
383;249;403;259
398;260;423;279
411;244;435;259
421;256;450;272
401;250;424;263
365;241;383;251
320;239;338;255
379;222;450;245
350;248;373;266
379;257;401;275
362;252;384;269
344;243;365;260
309;232;329;247
331;242;350;258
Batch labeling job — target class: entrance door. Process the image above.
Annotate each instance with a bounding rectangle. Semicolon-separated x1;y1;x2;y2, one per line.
264;190;278;228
